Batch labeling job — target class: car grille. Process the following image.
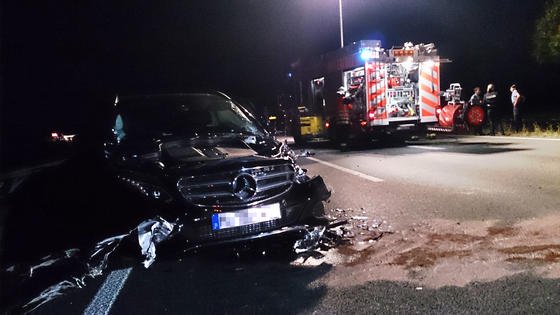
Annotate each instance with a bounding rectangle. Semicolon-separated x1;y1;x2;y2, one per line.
177;163;295;206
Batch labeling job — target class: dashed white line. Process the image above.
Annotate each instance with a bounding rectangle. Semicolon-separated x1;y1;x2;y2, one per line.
83;267;132;315
407;145;445;151
305;156;384;182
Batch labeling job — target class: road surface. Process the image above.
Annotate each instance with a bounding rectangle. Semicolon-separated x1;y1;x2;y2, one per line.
8;135;560;314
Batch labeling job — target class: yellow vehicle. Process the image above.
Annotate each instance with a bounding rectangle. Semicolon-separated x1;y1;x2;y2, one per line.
299;116;325;138
293;106;329;144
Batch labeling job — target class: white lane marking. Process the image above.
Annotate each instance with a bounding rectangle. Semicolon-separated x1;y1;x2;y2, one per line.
407;145;445;151
84;268;132;315
305;157;384;182
478;136;560;142
0;159;66;180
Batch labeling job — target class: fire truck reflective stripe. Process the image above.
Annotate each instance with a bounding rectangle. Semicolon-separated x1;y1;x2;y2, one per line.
420;72;439;87
366;61;388;126
424;94;439;106
430;65;439;74
421;94;438;106
420;83;439;97
420;64;439;82
422;108;435;117
419;62;440;123
421;90;438;102
374;98;386;108
421;97;439;110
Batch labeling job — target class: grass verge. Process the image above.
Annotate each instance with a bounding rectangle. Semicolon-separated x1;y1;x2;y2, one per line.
503;120;560;138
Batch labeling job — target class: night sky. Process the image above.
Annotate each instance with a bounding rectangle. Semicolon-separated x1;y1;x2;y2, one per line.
1;0;556;161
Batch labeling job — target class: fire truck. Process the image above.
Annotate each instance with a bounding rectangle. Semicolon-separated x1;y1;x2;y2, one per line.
293;40;445;144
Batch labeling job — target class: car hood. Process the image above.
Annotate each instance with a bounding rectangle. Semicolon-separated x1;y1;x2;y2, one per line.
129;135;287;175
167;153;290;177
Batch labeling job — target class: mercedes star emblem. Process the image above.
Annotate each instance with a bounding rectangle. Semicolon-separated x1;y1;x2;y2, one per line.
232;173;257;200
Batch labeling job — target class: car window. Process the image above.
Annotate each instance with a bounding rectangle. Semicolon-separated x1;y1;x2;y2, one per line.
115;94;265;140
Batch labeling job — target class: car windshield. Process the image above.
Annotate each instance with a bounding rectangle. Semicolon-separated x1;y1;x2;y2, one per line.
113;94;266;141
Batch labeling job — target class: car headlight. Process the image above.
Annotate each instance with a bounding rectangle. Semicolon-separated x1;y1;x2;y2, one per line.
117;175;171;201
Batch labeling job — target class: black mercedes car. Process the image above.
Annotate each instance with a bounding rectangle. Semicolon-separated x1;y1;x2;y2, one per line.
104;92;330;248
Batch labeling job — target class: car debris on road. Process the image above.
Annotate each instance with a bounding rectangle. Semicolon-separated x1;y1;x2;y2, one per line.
137;217;182;268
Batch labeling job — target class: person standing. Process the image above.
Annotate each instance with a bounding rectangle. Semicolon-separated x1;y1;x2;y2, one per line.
467;87;484;134
483;84;504;136
469;86;483;107
335;86;351;148
510;84;523;132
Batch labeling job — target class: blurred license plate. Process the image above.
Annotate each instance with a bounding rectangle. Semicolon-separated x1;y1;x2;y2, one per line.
211;203;281;231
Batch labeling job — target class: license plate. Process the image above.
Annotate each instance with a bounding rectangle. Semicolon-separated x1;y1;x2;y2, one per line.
211;203;281;231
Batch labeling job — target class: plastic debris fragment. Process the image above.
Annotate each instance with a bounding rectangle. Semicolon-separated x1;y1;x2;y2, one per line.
87;234;129;277
19;234;128;313
294;226;326;254
5;216;180;313
137;216;178;268
351;216;369;220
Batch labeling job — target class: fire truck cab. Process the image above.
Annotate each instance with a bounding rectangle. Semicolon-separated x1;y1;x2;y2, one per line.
294;40;443;144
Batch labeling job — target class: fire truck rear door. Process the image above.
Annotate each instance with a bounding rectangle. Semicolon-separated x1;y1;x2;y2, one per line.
366;61;389;126
418;61;440;123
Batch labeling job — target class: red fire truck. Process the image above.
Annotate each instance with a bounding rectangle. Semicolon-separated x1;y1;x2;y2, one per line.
293;40;446;144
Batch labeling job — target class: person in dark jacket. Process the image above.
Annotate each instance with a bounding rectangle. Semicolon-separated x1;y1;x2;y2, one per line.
483;84;504;136
335;86;351;148
466;86;484;134
469;87;483;107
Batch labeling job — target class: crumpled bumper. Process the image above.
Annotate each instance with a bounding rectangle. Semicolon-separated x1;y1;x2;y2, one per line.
177;175;331;248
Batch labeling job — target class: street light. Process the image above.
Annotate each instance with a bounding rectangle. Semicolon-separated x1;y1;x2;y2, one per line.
338;0;344;48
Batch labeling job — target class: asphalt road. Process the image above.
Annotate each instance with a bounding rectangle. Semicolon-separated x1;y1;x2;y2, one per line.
301;135;560;225
5;135;560;314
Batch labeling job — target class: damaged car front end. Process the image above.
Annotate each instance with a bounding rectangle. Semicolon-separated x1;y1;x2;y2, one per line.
105;92;331;254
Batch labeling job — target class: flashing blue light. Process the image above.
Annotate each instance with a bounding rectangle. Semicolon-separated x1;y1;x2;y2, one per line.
360;48;376;61
287;72;293;78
